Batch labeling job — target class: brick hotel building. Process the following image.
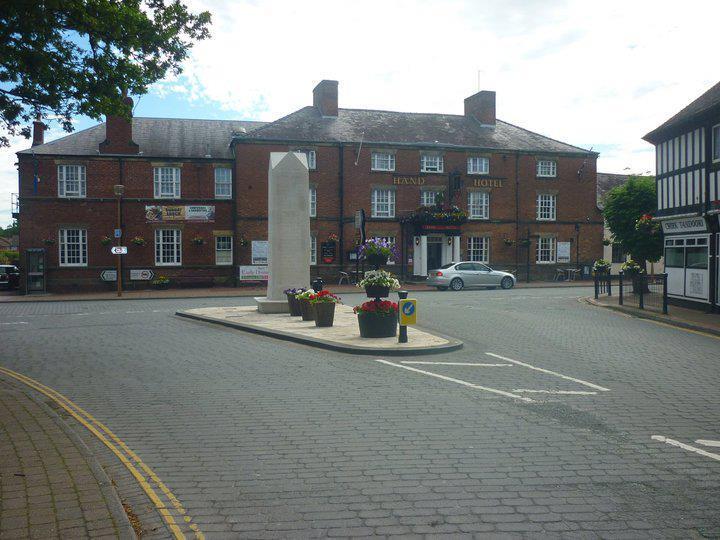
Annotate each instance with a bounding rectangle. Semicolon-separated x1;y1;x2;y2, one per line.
14;80;603;293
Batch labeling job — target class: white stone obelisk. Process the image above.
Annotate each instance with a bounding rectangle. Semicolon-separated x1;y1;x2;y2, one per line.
255;152;310;313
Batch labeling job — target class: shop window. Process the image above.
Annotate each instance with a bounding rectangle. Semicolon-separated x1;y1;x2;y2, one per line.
215;236;232;265
420;154;443;173
537;160;557;177
155;229;181;266
664;246;684;268
536;194;556;221
467;237;489;263
153;167;181;198
686;246;708;269
58;165;86;198
59;229;87;266
371;188;395;218
467;157;489;175
371;152;395;171
214;168;232;198
309;186;317;217
713;124;720;162
536;236;556;264
468;191;489;219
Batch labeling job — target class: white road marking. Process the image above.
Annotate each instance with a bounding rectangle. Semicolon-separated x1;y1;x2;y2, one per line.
400;361;513;367
652;436;720;462
695;439;720;448
374;359;533;402
512;389;597;395
485;352;610;392
0;321;28;325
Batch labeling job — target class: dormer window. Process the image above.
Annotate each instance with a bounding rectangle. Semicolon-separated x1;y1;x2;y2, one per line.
420;154;443;173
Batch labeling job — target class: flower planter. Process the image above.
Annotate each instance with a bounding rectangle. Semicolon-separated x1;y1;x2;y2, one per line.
313;302;336;327
365;253;388;268
299;299;315;321
286;293;302;316
357;312;397;338
364;285;390;299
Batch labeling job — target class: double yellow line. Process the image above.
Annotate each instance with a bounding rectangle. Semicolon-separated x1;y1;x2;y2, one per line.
0;366;204;540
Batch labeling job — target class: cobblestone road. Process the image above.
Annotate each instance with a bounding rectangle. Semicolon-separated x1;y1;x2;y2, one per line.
1;287;719;538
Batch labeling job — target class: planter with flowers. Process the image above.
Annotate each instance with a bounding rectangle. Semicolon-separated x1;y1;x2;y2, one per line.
621;260;644;293
353;300;398;338
100;236;112;246
358;270;400;300
308;290;341;327
358;238;398;269
284;287;305;316
152;276;170;290
327;233;339;242
592;259;611;275
131;236;146;246
295;289;316;321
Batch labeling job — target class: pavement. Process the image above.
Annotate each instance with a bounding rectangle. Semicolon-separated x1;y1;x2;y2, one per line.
1;286;719;538
0;375;135;539
589;293;720;336
0;279;594;303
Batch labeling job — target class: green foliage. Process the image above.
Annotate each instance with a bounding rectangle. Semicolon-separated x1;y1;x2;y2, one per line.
0;220;18;237
0;1;211;146
602;176;663;264
0;250;19;264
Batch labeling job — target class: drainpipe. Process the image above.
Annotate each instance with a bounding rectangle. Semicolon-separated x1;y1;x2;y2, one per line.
338;144;345;274
514;152;520;276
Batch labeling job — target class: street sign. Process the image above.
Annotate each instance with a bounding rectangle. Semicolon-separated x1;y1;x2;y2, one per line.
130;269;154;281
111;246;128;255
100;270;117;282
114;228;122;238
399;299;417;326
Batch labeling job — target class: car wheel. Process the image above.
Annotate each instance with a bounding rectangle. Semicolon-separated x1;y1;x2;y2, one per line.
501;276;514;289
436;286;448;291
450;278;464;291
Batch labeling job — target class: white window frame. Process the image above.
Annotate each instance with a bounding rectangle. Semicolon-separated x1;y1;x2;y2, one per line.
309;186;317;217
58;228;87;267
468;191;489;220
713;124;720;163
467;236;489;263
467;157;489;175
420;190;440;207
294;150;316;170
372;236;396;264
153;167;181;199
154;229;182;266
371;188;395;218
310;235;317;265
214;168;232;199
57;165;86;198
215;235;233;266
371;152;396;172
420;154;444;173
536;194;557;221
536;236;556;264
537;160;557;178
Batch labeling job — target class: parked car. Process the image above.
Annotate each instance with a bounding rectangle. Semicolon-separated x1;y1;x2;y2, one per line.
427;262;516;291
0;265;20;290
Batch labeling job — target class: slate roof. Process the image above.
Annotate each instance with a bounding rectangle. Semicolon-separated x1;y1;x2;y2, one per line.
236;106;595;155
18;118;266;159
643;80;720;143
596;172;629;209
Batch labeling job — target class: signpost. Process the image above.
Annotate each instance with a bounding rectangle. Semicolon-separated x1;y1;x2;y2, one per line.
130;269;154;281
114;228;122;238
100;270;117;282
111;246;128;255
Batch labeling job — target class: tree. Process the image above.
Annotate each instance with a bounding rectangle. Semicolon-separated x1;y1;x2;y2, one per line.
0;1;211;147
602;175;663;268
0;220;19;237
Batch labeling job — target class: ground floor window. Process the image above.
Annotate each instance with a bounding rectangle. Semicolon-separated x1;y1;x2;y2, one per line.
611;243;625;264
467;236;489;263
536;236;556;263
155;229;181;266
59;228;87;266
310;235;317;265
215;236;232;265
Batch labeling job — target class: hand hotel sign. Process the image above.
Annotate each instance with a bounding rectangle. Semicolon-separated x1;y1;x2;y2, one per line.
392;175;504;188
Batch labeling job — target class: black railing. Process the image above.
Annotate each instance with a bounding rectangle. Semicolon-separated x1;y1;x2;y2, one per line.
594;272;668;315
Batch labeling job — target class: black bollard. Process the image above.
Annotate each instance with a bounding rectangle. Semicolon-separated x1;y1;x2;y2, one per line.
311;277;324;292
398;290;408;343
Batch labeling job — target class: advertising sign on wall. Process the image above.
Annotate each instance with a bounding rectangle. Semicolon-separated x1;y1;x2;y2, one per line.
145;205;215;222
557;241;571;263
251;241;269;265
661;217;706;234
238;265;269;281
321;242;336;263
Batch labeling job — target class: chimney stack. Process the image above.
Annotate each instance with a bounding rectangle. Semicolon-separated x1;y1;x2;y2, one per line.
32;114;45;146
313;80;339;117
99;92;139;154
464;90;496;126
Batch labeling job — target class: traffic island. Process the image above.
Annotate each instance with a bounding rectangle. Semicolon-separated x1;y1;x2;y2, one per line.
176;305;463;356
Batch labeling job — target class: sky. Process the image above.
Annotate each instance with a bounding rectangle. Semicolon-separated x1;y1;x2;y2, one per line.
1;0;718;226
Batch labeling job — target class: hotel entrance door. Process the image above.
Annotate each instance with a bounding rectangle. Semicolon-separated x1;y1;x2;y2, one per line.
427;236;443;271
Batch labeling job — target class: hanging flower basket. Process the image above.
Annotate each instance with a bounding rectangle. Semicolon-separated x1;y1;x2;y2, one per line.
43;238;55;245
100;236;112;246
354;300;398;338
503;238;514;246
191;236;205;246
131;236;146;246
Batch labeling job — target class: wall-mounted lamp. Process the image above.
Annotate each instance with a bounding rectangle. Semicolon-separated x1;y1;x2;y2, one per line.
415;237;420;246
447;237;453;246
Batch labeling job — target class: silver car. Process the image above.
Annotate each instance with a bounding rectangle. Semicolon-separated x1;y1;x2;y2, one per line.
426;262;516;291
